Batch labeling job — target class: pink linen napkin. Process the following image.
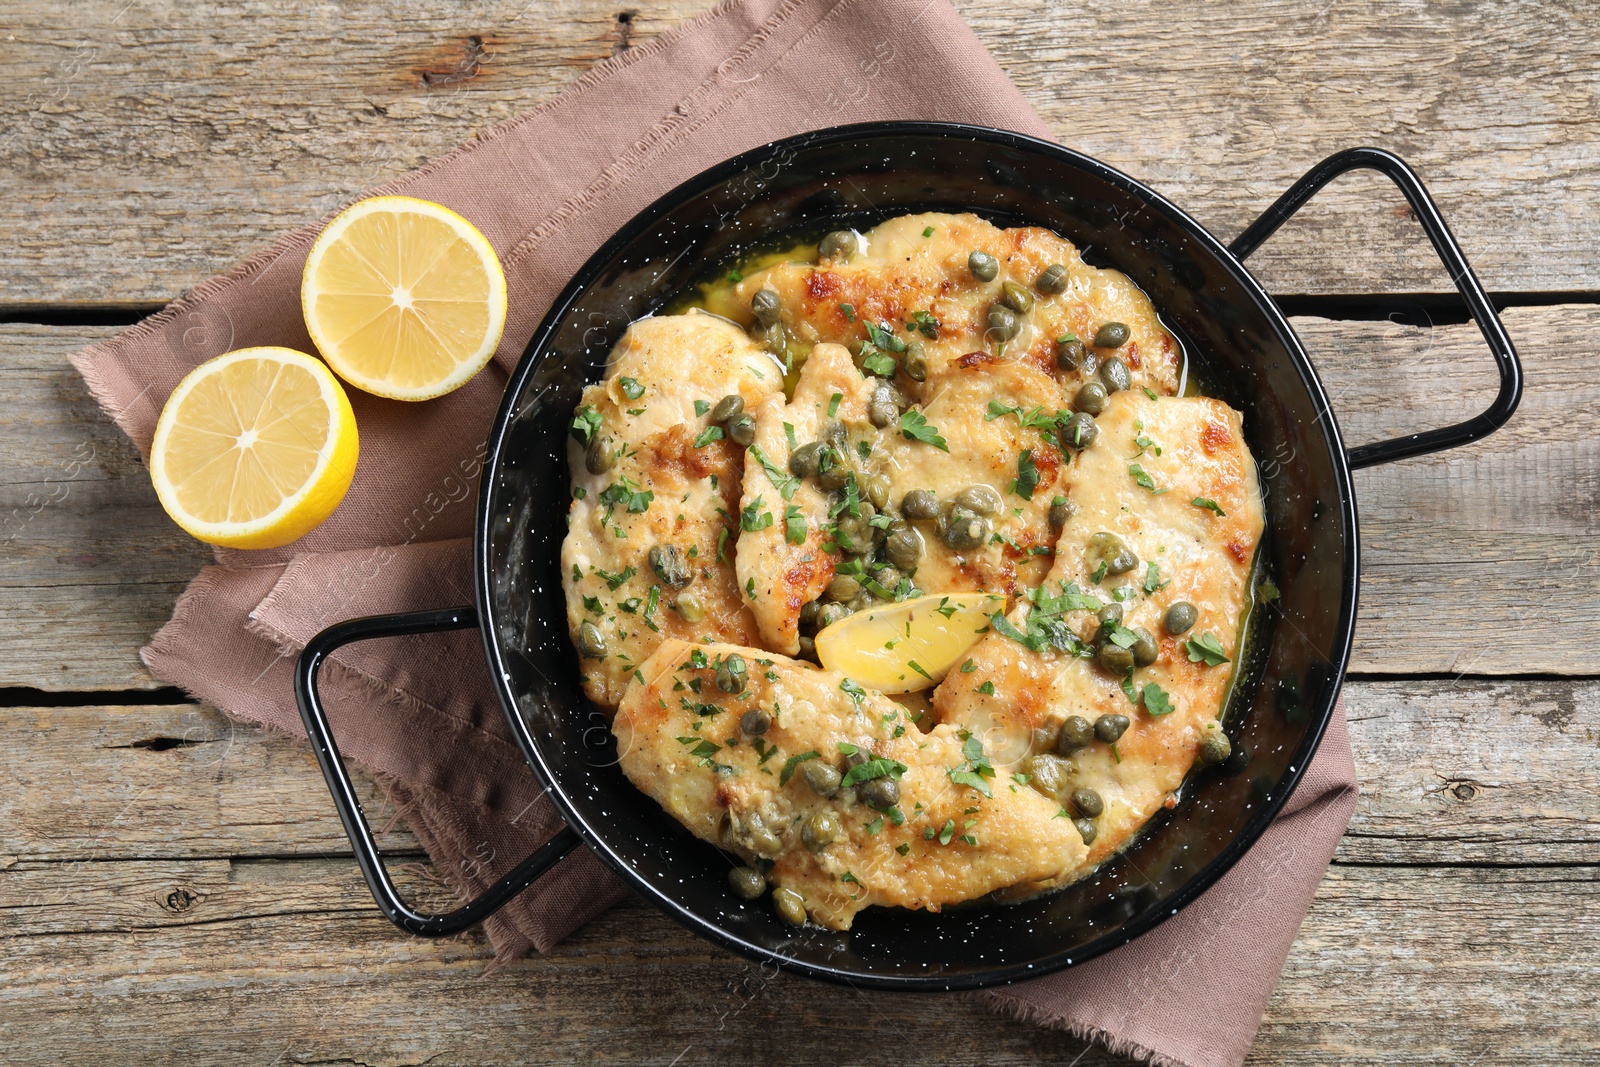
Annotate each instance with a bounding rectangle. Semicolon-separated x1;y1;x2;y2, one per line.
69;1;1358;1063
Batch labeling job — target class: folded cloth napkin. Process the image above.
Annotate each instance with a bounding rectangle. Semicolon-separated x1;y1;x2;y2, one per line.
70;0;1358;1063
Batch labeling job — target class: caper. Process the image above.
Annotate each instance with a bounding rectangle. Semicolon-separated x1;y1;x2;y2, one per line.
1048;495;1075;531
1062;411;1099;449
863;472;892;510
715;653;748;694
826;574;862;602
727;414;756;447
1088;531;1139;575
859;776;901;811
835;517;874;556
751;288;783;327
885;527;925;571
843;748;869;770
648;543;693;589
870;564;902;589
773;886;808;926
1055;335;1095;374
815;448;849;490
1098;641;1135;673
848;591;876;613
869;395;900;428
901;488;938;520
797;634;817;661
986;303;1020;342
577;621;607;659
799;599;823;630
942;512;990;552
1094;713;1130;743
789;441;824;478
1036;263;1069;294
819;230;858;262
584;434;615;474
954;484;1002;516
817;602;849;629
757;321;788;357
1164;601;1199;635
1131;626;1160;667
740;707;772;736
903;341;929;382
968;249;1000;282
728;866;767;900
1094;321;1131;348
802;760;842;797
1000;280;1035;314
1074;818;1099;845
1072;787;1105;818
1099;355;1131;393
1074;381;1109;415
1056;715;1095;754
821;420;848;450
1023;753;1073;799
1198;728;1232;767
710;394;745;424
675;592;706;623
859;342;898;378
802;809;842;850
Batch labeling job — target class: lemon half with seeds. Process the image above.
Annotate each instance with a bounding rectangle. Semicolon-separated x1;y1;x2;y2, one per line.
149;347;358;549
301;195;507;401
814;593;1004;694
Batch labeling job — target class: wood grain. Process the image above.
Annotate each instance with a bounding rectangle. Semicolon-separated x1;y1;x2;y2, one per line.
2;305;1592;688
1;858;1593;1066
3;0;1598;308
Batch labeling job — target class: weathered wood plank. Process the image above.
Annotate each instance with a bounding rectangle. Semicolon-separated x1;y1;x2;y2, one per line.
0;858;1592;1066
1;306;1591;687
0;324;211;691
5;676;1597;869
3;0;1597;307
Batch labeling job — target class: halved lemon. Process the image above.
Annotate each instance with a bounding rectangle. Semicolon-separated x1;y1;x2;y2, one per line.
814;593;1004;694
149;347;358;549
301;195;507;401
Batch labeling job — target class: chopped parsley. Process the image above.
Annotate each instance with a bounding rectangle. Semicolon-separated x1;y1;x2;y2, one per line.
581;594;604;615
728;269;743;283
1184;632;1231;666
840;752;908;788
974;680;995;695
779;750;820;785
598;477;653;515
899;409;949;451
1192;496;1227;517
908;660;933;681
694;399;711;417
1129;463;1166;493
716;527;729;564
569;405;603;446
959;659;978;673
594;564;635;591
619;376;645;400
1143;682;1176;716
908;309;939;339
1012;449;1040;500
783;504;806;545
1143;561;1169;595
922;225;935;238
838;303;855;323
865;320;908;354
861;349;898;377
896;843;911;856
740;496;774;532
692;424;724;448
827;391;843;417
840;678;867;706
749;444;800;500
674;735;720;766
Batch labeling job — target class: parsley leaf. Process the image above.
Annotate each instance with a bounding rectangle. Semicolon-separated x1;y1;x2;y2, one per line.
1184;632;1231;666
840;678;867;706
740;496;773;532
1012;449;1040;500
779;750;820;785
594;564;635;591
974;680;995;695
694;399;710;417
1143;561;1169;595
827;392;842;417
899;410;949;451
569;405;603;446
1192;496;1227;517
783;504;806;545
619;376;645;400
841;755;908;788
1143;682;1177;716
921;225;935;238
860;349;898;377
865;321;907;354
908;310;939;339
598;478;653;515
749;444;800;500
959;659;977;673
1129;463;1165;493
692;424;724;448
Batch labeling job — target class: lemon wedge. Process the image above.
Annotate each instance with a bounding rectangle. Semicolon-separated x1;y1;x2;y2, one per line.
301;195;507;401
149;347;358;549
814;593;1004;694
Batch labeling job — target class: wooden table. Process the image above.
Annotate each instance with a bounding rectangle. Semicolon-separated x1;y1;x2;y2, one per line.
4;2;1597;1062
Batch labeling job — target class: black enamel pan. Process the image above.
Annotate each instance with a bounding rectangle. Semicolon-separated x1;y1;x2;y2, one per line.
294;123;1520;990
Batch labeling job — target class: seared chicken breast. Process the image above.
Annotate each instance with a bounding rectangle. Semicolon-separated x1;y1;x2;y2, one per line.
734;212;1182;398
931;390;1264;884
614;639;1089;930
561;314;784;708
